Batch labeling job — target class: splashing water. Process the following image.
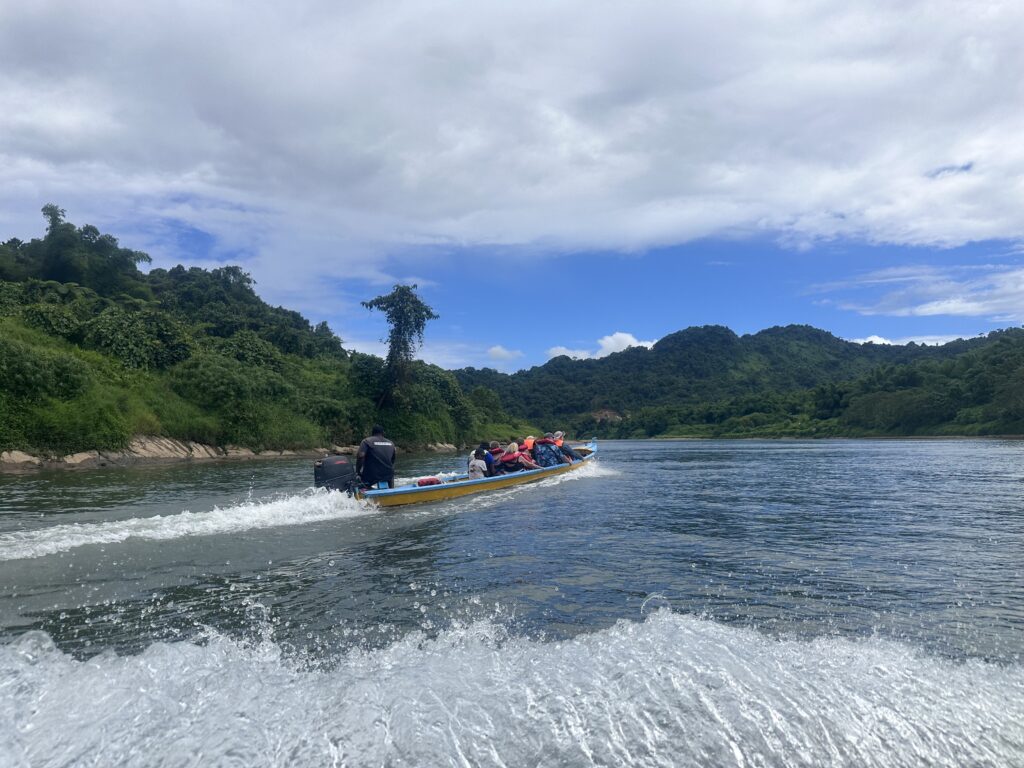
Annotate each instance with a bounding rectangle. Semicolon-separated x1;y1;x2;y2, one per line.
3;441;1023;766
0;489;371;562
1;611;1021;767
0;460;617;562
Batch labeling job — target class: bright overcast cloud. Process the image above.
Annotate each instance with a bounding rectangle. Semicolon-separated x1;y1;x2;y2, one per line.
813;262;1024;323
548;332;657;360
1;1;1023;366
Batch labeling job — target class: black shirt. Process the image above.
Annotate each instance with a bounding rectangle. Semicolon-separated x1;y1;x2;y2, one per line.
357;435;396;486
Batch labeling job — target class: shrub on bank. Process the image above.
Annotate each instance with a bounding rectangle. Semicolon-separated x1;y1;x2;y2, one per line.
21;390;132;455
0;335;91;401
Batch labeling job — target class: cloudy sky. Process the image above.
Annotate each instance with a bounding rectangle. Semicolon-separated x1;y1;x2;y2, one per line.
2;0;1023;369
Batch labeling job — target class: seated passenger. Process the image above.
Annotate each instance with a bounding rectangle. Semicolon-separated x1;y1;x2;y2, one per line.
560;442;584;462
552;430;583;461
523;435;536;450
495;442;540;473
532;433;571;467
468;442;496;476
468;448;489;479
479;442;496;475
516;447;541;471
489;440;503;460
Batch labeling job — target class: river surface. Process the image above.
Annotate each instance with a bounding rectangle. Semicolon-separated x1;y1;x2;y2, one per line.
1;439;1022;766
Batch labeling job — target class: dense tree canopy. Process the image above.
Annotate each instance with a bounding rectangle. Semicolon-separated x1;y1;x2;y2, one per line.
0;208;518;455
2;205;1022;455
455;325;1022;438
1;205;152;297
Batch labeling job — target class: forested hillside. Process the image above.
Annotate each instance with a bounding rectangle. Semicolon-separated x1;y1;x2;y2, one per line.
456;325;1024;439
0;207;528;455
3;206;1022;456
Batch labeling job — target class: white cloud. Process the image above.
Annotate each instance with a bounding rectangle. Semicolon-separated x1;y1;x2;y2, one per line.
341;337;388;358
487;345;523;361
596;331;657;356
547;331;657;360
853;335;893;345
547;346;595;360
342;337;525;370
828;264;1024;322
850;334;973;346
2;0;1024;319
418;341;478;369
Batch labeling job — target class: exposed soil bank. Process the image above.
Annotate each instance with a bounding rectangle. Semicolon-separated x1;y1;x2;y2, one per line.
0;436;459;472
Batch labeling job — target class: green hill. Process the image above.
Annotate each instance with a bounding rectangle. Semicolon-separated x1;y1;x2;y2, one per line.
3;205;1022;455
454;324;1023;439
0;206;529;456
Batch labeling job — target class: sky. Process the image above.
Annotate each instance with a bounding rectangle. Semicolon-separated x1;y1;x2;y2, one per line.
2;0;1023;371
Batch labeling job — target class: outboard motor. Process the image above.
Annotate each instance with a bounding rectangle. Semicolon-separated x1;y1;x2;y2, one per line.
314;455;359;494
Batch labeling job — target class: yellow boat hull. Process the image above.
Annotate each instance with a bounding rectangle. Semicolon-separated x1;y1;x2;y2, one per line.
357;443;596;508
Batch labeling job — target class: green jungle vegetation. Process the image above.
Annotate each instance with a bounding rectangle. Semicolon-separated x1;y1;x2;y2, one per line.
455;324;1024;438
3;206;1022;456
0;206;533;456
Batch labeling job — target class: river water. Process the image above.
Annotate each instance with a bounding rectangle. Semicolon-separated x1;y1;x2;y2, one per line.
1;439;1022;766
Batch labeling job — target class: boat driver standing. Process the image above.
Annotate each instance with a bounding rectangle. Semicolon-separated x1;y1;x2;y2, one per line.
356;425;396;489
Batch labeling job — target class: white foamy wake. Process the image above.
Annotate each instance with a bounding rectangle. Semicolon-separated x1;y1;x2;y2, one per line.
0;490;372;562
0;462;615;562
2;611;1021;767
551;459;618;484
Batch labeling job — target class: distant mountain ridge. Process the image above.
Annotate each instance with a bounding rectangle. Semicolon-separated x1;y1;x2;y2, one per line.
4;205;1020;450
456;324;984;420
455;324;1019;438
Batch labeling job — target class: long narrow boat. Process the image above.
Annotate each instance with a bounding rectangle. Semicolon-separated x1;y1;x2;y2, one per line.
314;441;597;508
364;440;597;507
